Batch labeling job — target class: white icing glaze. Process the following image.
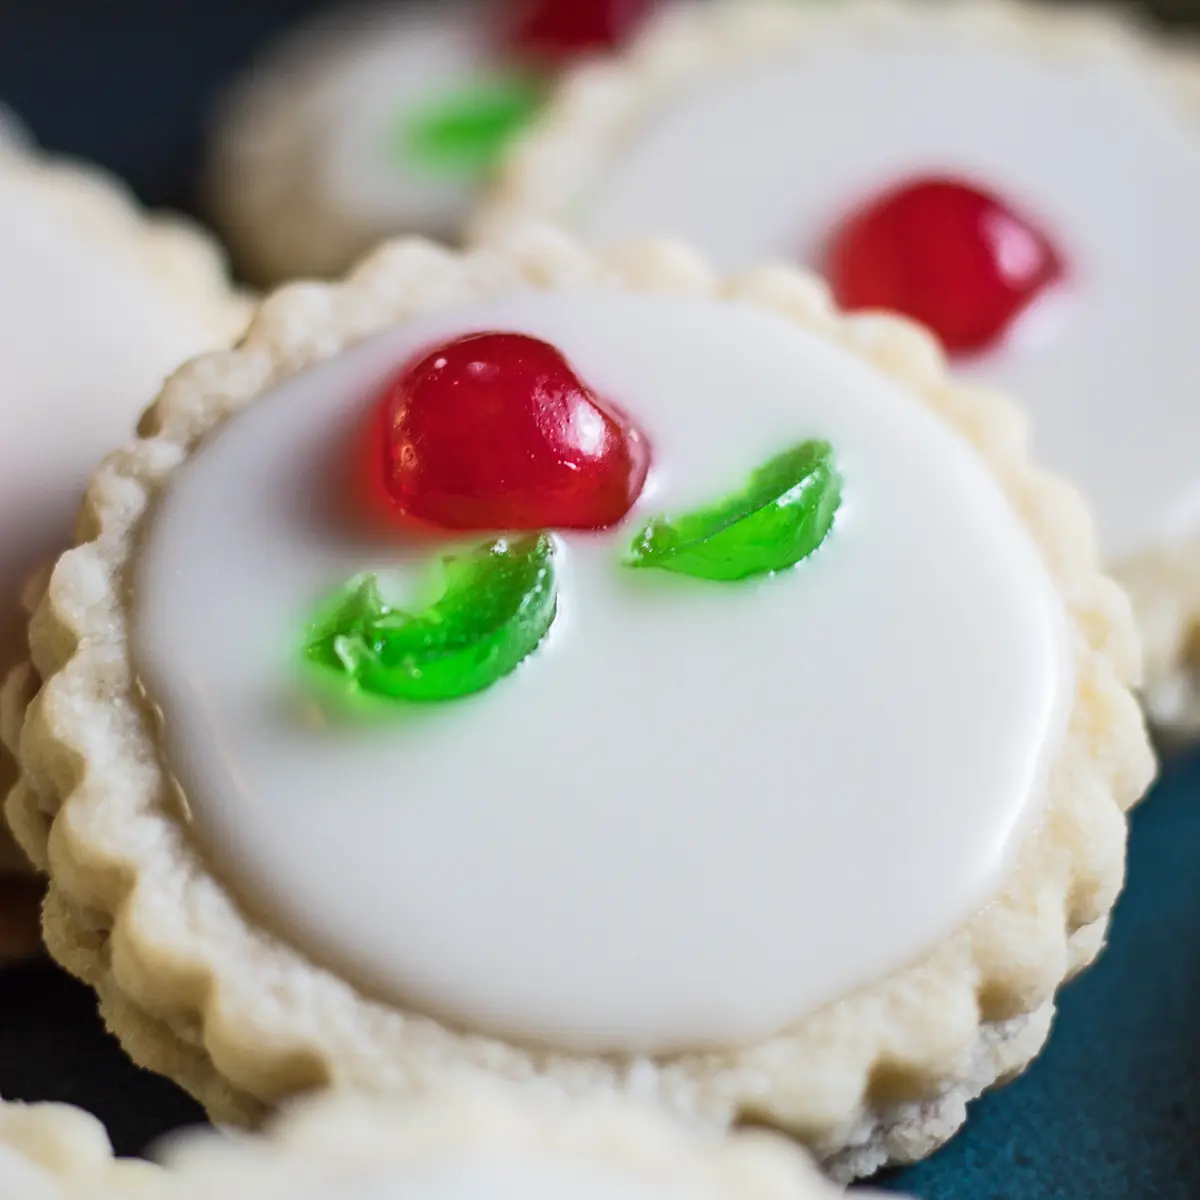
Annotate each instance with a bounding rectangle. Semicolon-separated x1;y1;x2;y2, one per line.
134;292;1071;1054
0;170;228;675
568;32;1200;565
298;2;514;243
235;1158;703;1200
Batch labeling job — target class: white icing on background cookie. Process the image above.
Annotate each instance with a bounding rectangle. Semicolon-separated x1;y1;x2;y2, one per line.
307;3;499;238
518;12;1200;566
0;105;29;154
134;290;1071;1055
208;1;508;279
0;165;237;685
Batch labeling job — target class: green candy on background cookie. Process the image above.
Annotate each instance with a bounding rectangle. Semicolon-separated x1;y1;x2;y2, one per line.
478;0;1200;737
3;225;1153;1180
204;0;665;284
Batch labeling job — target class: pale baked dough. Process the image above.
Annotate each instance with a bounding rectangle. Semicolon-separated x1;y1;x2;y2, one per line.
474;0;1200;738
5;227;1154;1181
152;1083;896;1199
0;145;252;342
204;0;487;284
0;1097;157;1196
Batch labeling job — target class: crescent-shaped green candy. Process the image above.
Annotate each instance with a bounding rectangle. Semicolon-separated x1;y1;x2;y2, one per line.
626;440;843;582
304;534;558;703
400;75;545;178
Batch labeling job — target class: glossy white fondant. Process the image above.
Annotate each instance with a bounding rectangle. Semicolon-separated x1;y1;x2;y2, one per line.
134;291;1071;1055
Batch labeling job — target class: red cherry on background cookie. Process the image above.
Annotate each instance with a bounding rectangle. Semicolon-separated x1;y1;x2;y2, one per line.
373;332;651;532
507;0;657;63
826;176;1066;356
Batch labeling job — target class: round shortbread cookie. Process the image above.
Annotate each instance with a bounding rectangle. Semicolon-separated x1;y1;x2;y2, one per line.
0;131;250;954
204;0;668;283
476;0;1200;736
7;227;1153;1181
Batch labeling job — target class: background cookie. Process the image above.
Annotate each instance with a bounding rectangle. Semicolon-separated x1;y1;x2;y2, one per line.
151;1084;899;1200
477;0;1200;735
205;0;666;283
0;132;250;953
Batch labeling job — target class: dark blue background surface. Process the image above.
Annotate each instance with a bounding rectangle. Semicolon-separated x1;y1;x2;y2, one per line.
2;3;1198;1195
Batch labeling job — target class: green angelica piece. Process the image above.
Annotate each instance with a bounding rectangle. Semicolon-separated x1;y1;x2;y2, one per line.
400;76;544;178
304;534;558;703
627;440;843;582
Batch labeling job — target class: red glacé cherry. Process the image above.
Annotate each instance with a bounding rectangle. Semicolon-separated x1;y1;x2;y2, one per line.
507;0;657;63
370;331;651;533
826;176;1066;356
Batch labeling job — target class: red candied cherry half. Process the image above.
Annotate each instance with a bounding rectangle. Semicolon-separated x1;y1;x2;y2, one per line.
825;176;1066;356
506;0;658;64
366;331;651;533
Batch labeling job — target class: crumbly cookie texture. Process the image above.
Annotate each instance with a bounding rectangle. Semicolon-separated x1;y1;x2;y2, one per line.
0;141;252;915
7;226;1153;1181
152;1084;895;1199
0;1097;157;1195
474;0;1200;736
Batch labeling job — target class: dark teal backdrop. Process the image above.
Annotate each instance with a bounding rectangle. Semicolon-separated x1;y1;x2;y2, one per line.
2;3;1199;1196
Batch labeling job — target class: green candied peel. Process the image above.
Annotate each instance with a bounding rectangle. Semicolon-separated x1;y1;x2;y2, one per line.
627;440;843;582
303;534;558;703
398;75;545;178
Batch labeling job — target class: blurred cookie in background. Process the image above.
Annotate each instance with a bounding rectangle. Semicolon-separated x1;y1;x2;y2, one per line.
204;0;666;283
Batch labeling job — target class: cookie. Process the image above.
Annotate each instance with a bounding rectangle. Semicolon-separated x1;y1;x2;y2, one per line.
205;0;664;283
152;1084;898;1200
477;0;1200;735
0;133;250;953
0;1097;156;1196
7;227;1153;1180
